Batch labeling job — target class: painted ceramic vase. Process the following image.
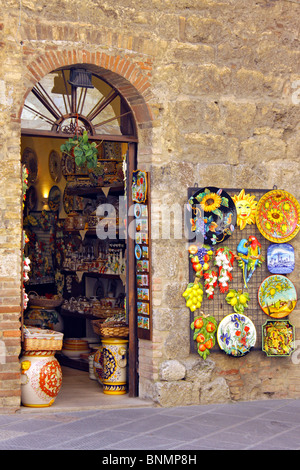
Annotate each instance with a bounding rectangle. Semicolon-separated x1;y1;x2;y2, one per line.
101;338;128;395
93;346;103;384
20;350;62;407
24;306;64;332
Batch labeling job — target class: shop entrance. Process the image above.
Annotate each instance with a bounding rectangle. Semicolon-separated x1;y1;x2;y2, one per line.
21;65;139;407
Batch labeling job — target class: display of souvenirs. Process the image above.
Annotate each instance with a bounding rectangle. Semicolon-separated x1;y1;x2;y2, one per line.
258;274;297;318
187;187;236;245
236;236;264;287
183;185;300;360
217;314;257;357
267;243;295;274
256;189;300;243
232;189;257;230
262;320;295;357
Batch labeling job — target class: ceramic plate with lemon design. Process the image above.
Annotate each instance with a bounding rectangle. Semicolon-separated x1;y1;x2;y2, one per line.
256;190;300;243
258;274;297;318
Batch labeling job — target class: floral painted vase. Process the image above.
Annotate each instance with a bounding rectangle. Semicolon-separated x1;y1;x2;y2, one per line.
93;346;103;384
100;338;128;395
20;350;62;407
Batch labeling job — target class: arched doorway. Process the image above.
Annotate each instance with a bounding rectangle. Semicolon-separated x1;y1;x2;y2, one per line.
21;64;143;401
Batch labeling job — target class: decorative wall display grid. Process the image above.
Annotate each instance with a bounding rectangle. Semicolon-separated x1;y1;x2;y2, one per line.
188;188;275;353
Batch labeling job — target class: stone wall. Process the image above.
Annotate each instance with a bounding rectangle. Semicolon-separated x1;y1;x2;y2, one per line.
1;0;300;410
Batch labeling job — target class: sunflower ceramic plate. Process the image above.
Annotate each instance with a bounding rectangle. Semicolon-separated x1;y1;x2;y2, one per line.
258;274;297;318
262;320;295;357
256;190;300;243
217;313;256;356
187;187;236;245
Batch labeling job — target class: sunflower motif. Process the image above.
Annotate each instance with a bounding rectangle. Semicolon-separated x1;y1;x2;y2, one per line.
200;192;222;212
267;208;284;224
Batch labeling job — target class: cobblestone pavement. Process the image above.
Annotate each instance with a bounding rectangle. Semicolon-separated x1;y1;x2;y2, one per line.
0;399;299;451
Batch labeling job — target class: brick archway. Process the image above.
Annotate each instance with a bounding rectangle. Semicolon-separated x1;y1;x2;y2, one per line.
18;48;154;132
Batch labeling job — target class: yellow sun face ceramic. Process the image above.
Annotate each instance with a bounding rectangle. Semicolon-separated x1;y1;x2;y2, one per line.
233;189;257;230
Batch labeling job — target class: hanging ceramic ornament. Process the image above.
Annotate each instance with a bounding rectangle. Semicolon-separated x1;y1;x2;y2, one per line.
203;269;218;299
225;289;250;314
182;280;204;313
217;313;257;357
232;189;257;230
267;243;295;274
256;189;300;243
191;313;218;360
214;247;235;293
236;236;264;288
262;320;295;357
258;274;297;318
187;187;236;245
188;244;214;278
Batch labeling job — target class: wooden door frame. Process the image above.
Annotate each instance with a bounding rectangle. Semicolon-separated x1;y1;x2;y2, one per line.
126;142;138;397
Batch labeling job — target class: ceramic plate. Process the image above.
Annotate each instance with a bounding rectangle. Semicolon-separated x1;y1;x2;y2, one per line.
26;185;37;210
258;274;297;318
48;185;61;212
217;313;256;356
267;243;295;274
187;187;236;245
262;320;295;357
256;190;300;243
22;147;38;183
49;150;62;183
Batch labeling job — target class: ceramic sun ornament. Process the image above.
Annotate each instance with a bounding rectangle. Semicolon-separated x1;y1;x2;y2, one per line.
232;189;257;230
237;236;264;288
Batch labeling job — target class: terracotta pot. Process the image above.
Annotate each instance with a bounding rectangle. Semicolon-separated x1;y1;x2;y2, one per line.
20;350;62;407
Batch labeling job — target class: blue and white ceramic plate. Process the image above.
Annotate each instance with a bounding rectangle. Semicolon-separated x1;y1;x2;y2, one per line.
267;243;295;274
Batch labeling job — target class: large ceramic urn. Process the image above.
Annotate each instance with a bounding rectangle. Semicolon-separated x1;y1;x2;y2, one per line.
20;350;63;407
100;338;128;395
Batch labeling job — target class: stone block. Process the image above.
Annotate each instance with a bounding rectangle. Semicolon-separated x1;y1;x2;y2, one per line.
159;359;186;381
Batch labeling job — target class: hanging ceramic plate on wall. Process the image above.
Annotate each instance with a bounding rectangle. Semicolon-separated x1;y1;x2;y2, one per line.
26;185;37;211
267;243;295;274
217;313;256;356
262;320;295;357
49;150;62;183
61;152;75;178
48;185;61;212
22;147;38;183
187;187;236;245
256;189;300;243
63;187;73;214
258;274;297;318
